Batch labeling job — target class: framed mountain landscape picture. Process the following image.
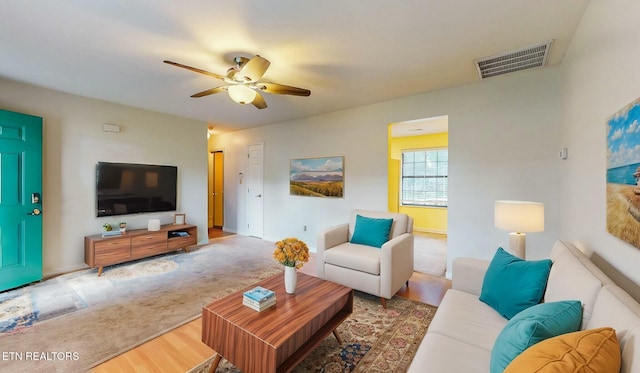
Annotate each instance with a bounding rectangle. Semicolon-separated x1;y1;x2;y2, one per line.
606;97;640;248
290;156;344;198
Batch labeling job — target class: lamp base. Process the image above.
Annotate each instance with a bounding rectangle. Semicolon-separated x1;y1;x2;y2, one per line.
508;232;526;259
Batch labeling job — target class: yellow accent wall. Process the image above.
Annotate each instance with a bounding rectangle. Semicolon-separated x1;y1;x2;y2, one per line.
388;130;448;233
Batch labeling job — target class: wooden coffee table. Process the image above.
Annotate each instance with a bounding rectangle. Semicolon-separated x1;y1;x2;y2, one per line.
201;272;353;373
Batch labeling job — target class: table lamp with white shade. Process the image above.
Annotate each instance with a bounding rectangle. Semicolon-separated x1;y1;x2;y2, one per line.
494;200;544;259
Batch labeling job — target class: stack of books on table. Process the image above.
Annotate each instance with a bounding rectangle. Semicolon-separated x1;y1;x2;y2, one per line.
243;286;276;312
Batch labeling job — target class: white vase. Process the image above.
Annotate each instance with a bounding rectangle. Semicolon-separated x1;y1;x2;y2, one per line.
284;266;297;294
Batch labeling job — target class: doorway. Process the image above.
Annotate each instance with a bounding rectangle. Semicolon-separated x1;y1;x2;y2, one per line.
388;116;449;277
208;150;224;229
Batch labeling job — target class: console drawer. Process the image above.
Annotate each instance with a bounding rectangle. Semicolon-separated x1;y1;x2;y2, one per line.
131;232;166;246
131;232;167;259
94;238;131;265
95;237;130;253
131;242;169;259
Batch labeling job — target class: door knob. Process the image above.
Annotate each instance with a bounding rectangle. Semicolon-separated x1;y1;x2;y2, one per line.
257;194;262;197
28;208;42;216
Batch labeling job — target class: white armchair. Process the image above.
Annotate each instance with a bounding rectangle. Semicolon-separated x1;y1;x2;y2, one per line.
316;209;414;308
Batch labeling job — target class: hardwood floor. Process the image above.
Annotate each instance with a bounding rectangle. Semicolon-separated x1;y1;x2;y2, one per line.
91;244;451;373
207;227;235;239
90;319;214;372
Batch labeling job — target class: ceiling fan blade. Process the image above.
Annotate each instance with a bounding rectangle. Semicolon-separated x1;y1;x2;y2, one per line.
251;92;268;109
191;86;228;98
163;60;225;80
258;82;311;96
240;55;270;82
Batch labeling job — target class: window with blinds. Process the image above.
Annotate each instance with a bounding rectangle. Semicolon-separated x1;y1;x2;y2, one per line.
401;148;448;207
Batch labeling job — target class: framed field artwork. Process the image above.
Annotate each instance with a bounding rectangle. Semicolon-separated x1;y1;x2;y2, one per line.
606;97;640;248
290;156;344;198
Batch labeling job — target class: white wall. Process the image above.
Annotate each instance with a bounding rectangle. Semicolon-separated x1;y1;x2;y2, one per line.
559;0;640;299
0;78;209;276
209;107;393;245
447;70;562;265
210;68;562;275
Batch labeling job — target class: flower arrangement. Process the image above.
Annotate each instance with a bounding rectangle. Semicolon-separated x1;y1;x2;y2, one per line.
273;238;309;269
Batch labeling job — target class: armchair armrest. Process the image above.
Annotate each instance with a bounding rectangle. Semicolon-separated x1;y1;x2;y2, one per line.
452;257;490;296
380;233;414;299
316;223;349;279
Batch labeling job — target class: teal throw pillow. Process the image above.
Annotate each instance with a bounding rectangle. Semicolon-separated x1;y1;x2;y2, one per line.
479;248;552;319
490;300;582;373
350;214;394;248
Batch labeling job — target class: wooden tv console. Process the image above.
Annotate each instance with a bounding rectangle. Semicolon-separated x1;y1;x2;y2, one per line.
84;223;197;276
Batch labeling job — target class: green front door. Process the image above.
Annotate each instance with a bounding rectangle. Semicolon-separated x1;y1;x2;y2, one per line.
0;109;43;291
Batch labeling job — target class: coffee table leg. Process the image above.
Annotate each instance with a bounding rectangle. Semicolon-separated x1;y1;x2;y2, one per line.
332;329;343;345
207;354;222;373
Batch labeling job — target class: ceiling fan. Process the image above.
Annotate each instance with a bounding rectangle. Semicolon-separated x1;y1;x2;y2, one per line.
163;55;310;109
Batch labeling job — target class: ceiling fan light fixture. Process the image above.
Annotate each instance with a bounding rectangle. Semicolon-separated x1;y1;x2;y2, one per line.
164;55;310;108
227;84;256;104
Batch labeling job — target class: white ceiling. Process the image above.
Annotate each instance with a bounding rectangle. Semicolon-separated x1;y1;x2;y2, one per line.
0;1;590;132
391;116;449;138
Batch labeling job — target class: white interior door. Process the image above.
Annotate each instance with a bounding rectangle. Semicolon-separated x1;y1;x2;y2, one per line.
247;143;264;238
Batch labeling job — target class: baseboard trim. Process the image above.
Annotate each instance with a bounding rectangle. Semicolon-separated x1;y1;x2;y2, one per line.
43;263;90;280
413;227;447;235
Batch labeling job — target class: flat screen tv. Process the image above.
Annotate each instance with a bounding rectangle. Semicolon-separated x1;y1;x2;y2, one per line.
96;162;177;217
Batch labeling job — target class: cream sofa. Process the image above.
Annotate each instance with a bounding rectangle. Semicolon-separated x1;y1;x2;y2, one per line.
408;240;640;372
316;209;414;308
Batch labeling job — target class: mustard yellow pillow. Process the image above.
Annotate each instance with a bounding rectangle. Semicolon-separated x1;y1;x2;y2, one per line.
504;327;620;373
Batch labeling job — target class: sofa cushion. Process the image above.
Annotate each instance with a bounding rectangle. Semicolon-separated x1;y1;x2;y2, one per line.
452;257;491;296
622;326;640;373
587;285;640;351
350;214;393;248
545;241;614;328
427;289;507;352
408;332;491;373
490;300;582;373
323;242;380;275
480;248;552;319
504;327;620;373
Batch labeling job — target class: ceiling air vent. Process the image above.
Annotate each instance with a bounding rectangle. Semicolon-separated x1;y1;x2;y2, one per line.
475;40;553;79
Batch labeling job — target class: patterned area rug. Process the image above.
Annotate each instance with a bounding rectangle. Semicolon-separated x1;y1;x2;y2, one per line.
189;292;437;373
0;278;87;333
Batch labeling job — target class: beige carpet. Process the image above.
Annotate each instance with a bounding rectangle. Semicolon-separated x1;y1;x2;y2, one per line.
413;232;447;277
189;292;437;373
0;235;282;372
